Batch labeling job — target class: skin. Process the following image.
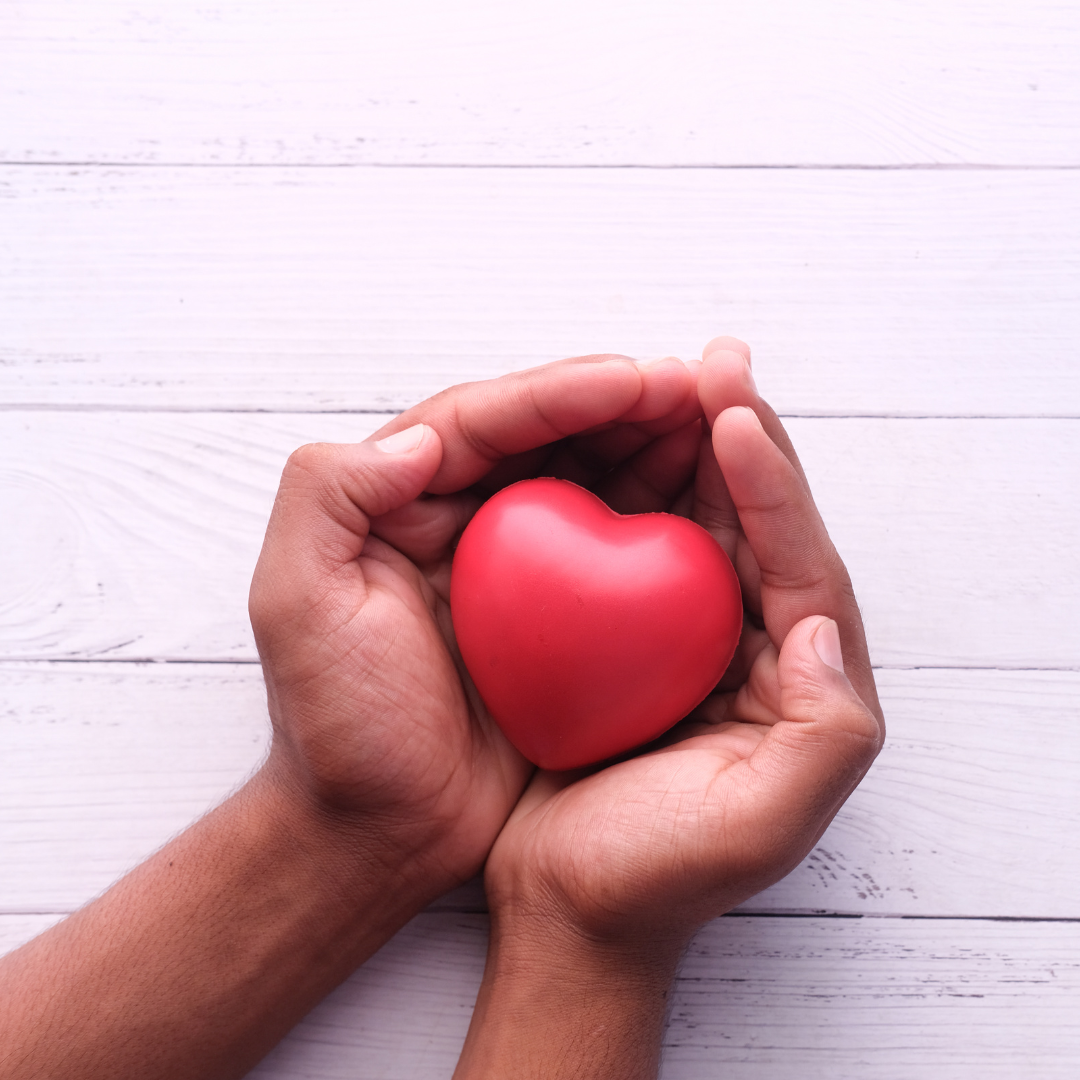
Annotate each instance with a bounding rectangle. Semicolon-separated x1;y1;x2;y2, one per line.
0;353;711;1080
0;342;883;1079
452;338;884;1080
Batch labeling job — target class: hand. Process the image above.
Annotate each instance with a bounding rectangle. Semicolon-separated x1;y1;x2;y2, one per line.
249;354;706;898
453;339;884;1080
0;356;710;1080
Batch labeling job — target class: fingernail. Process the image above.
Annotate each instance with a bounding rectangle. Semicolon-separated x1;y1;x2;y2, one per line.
375;423;427;454
635;355;679;368
813;619;845;673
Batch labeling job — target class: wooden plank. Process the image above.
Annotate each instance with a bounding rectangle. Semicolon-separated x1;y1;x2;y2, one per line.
2;911;1076;1077
0;663;271;912
3;1;1078;167
5;912;1066;1080
665;916;1080;1078
0;914;64;954
0;413;378;662
3;168;1078;416
1;663;1077;918
754;667;1080;917
250;915;1080;1078
1;413;1076;668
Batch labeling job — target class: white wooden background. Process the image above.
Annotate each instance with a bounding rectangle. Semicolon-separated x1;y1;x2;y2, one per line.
2;1;1079;1076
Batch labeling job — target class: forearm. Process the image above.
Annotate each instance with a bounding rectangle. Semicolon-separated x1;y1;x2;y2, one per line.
0;762;438;1080
454;909;683;1080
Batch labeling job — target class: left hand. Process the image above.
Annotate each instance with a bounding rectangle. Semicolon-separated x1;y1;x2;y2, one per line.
481;338;884;950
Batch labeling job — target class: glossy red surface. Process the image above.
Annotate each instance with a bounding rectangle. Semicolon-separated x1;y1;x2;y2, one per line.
450;478;743;770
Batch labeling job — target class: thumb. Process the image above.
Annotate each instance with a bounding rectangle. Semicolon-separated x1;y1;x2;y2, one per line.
251;423;443;618
751;616;884;830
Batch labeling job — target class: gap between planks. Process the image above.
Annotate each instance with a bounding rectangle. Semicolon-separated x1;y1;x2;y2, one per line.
4;162;1080;171
2;652;1080;669
2;406;1080;420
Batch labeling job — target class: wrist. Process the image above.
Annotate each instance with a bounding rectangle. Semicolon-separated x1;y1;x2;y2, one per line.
0;758;455;1080
249;754;445;935
454;905;684;1080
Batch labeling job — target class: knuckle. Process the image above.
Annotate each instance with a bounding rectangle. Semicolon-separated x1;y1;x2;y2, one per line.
451;396;505;465
284;441;336;481
833;705;886;772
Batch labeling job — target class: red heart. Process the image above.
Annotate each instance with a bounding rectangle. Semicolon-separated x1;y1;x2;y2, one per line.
450;478;743;770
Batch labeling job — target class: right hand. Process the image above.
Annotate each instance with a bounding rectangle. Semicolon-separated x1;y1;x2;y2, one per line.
248;355;706;898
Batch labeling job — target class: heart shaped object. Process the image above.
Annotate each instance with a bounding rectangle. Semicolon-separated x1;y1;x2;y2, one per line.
450;477;743;770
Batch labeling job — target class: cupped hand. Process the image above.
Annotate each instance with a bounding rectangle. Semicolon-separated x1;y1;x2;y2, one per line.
249;355;704;896
483;339;885;948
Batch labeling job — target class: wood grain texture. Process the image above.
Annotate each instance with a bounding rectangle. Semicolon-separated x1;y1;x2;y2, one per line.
0;913;64;953
0;413;379;661
2;2;1077;1071
665;916;1080;1078
1;413;1076;668
2;663;1077;918
2;911;1076;1077
248;915;1080;1078
3;1;1078;167
3;167;1078;416
108;913;1080;1078
0;663;270;912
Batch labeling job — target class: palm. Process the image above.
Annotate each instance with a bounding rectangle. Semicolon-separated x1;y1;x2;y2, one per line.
256;520;525;885
485;635;786;933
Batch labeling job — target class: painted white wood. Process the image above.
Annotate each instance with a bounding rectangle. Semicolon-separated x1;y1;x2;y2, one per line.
3;1;1078;167
0;663;271;912
0;914;64;954
0;413;379;662
665;916;1080;1078
3;168;1078;416
2;2;1075;1071
1;414;1076;668
214;915;1080;1078
2;910;1076;1077
2;663;1077;918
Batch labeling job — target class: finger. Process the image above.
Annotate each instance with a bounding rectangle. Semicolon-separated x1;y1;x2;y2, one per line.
696;347;807;482
250;423;443;625
713;621;774;693
614;357;696;423
692;426;739;559
541;371;702;490
702;335;751;365
370;356;690;495
689;427;764;617
745;616;884;832
592;419;702;514
464;445;558;497
465;396;702;498
713;406;880;717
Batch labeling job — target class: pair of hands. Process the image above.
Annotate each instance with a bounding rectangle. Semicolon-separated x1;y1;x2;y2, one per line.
0;339;881;1080
250;338;884;971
